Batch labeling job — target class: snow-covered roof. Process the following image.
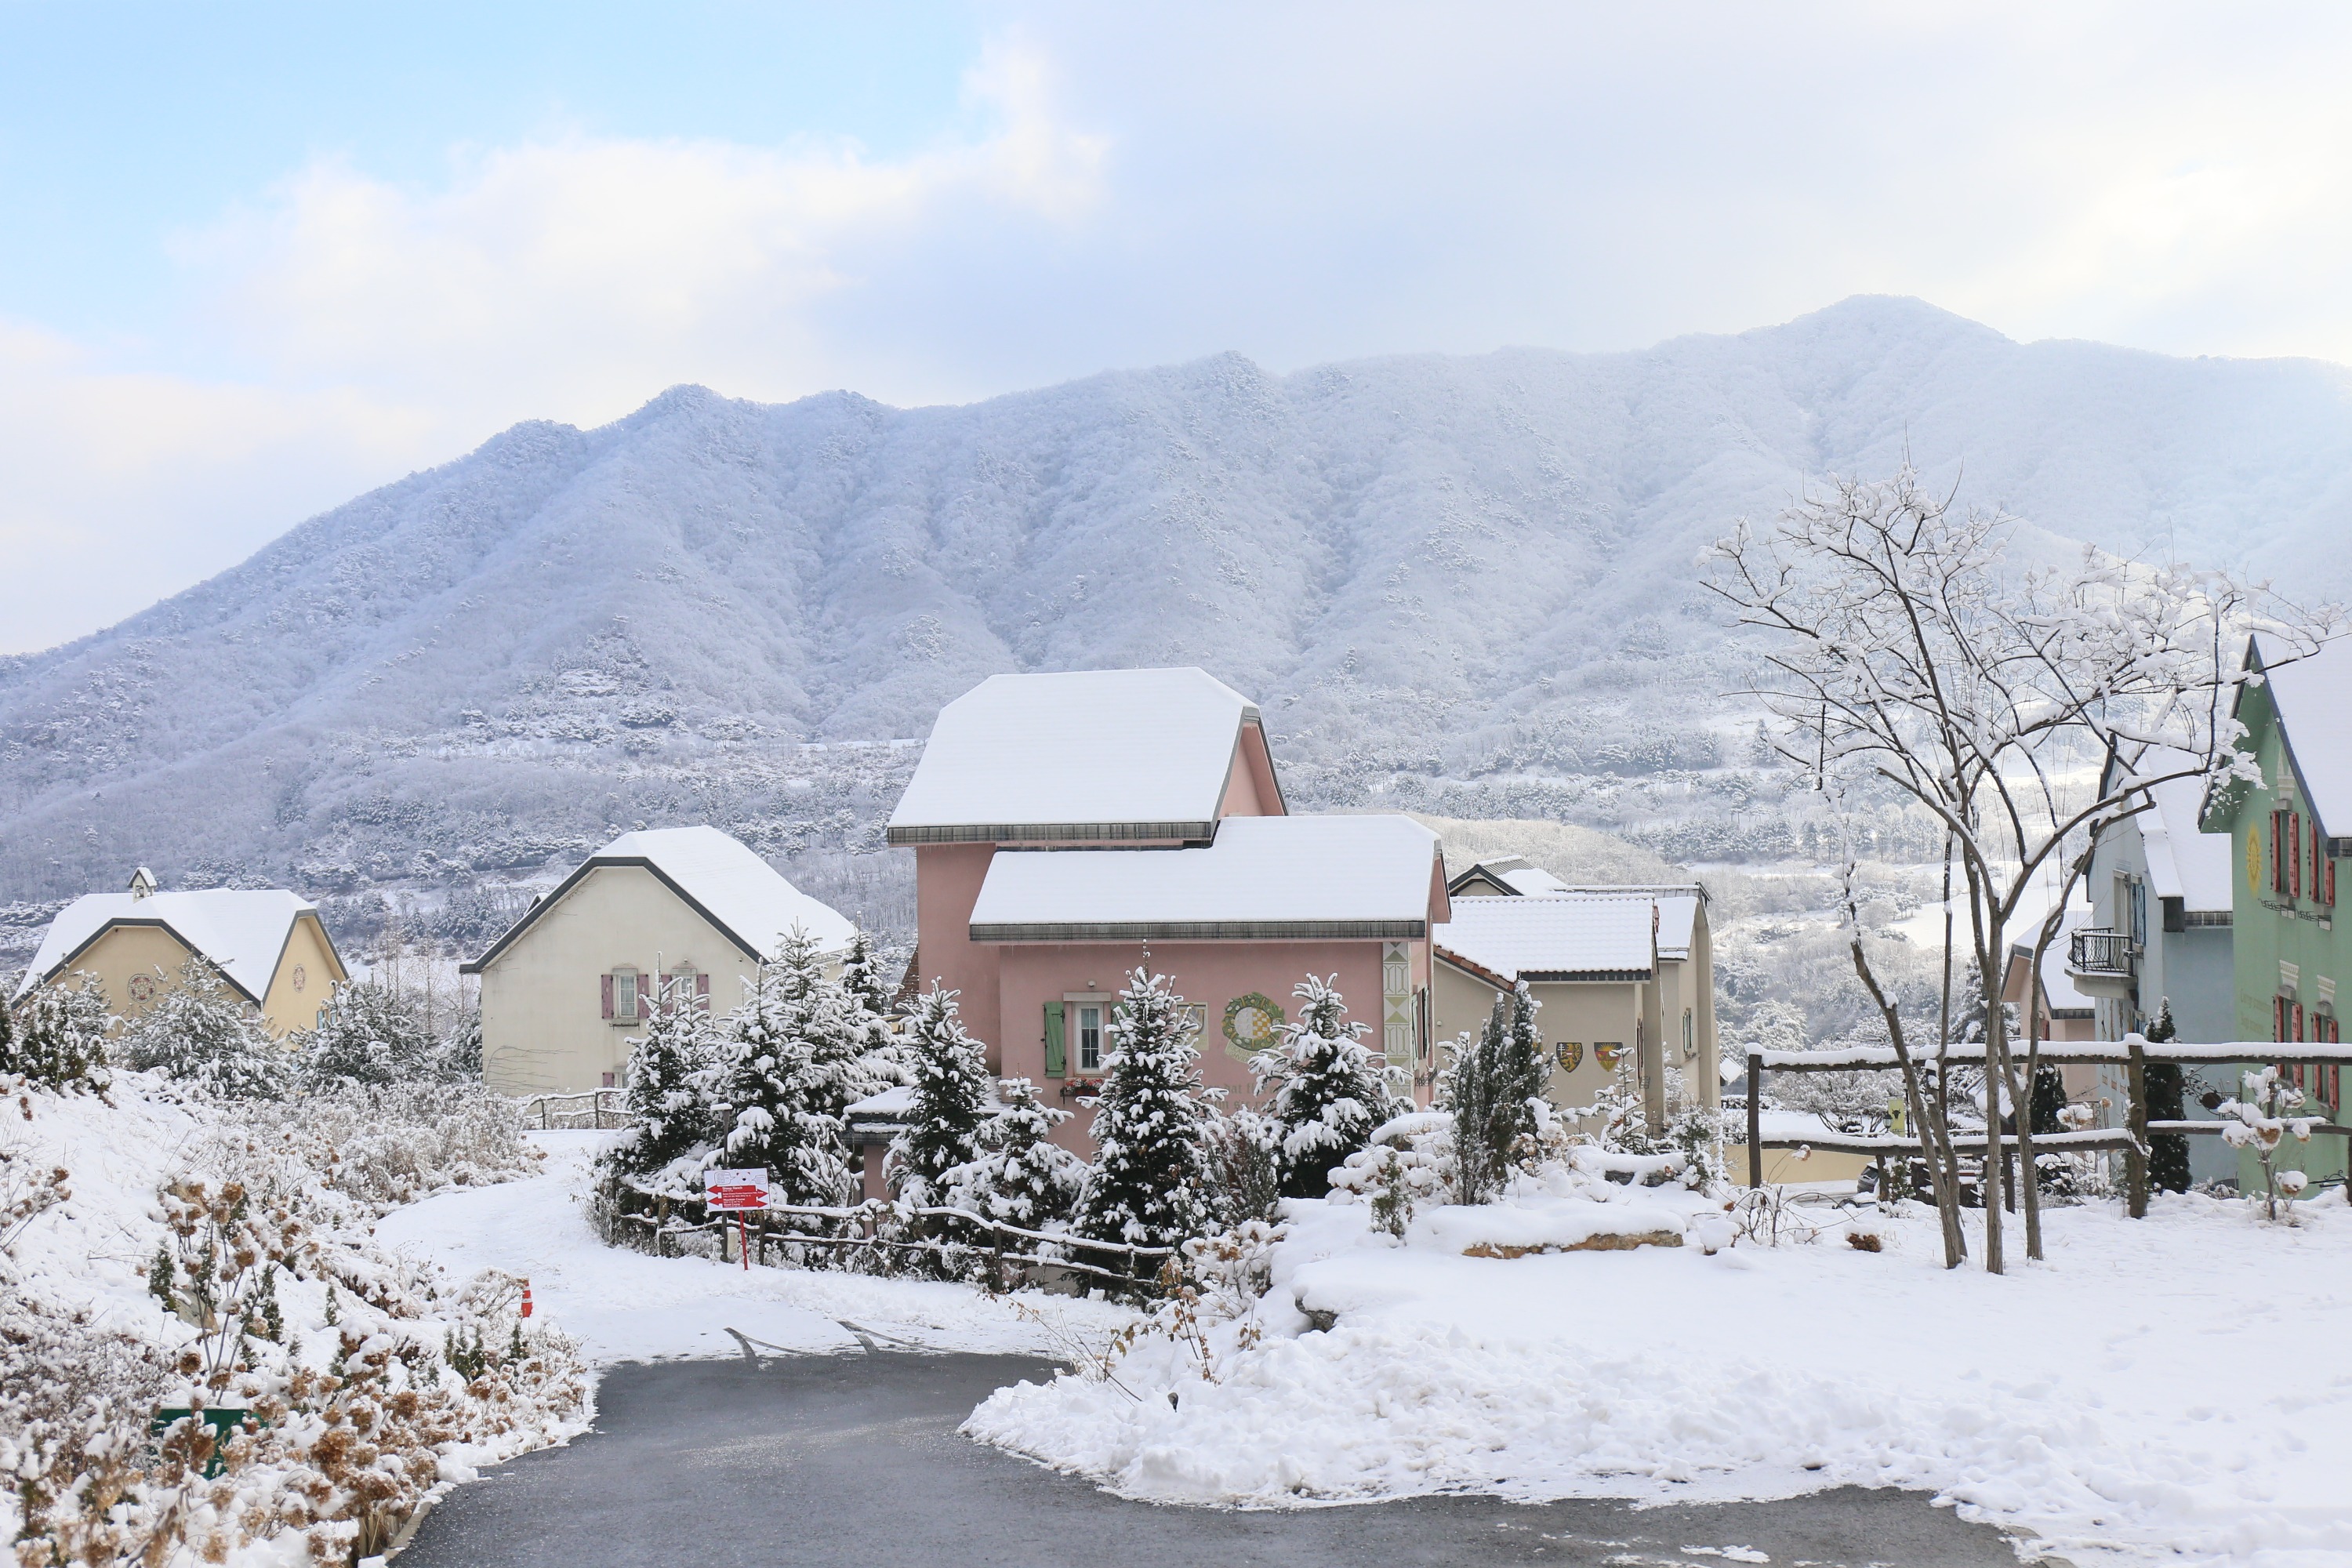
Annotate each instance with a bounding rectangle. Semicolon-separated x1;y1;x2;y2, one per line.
2263;638;2352;836
2110;749;2234;912
14;887;325;1005
2039;912;2094;1015
968;815;1441;940
1434;894;1657;982
465;826;854;972
887;668;1267;843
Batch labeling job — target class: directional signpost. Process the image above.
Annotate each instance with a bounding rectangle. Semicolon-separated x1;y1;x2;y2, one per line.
705;1167;771;1270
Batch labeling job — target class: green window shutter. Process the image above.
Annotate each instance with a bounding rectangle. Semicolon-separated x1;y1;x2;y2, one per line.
1044;1000;1066;1076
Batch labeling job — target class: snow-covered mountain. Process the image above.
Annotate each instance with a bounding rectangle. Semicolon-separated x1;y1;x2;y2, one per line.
5;296;2350;951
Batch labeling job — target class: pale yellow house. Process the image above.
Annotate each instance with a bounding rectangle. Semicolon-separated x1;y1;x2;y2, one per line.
463;826;857;1096
1432;865;1718;1131
11;868;347;1035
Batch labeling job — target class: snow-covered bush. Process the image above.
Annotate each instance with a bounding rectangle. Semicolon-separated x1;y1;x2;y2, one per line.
1252;974;1399;1199
1328;1112;1454;1236
1200;1105;1283;1229
0;1076;585;1564
2216;1067;2318;1222
2;975;111;1094
709;931;864;1214
213;1081;543;1214
1075;971;1216;1266
118;958;290;1098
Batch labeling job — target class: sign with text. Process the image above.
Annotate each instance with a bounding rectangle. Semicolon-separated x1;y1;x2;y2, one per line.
704;1167;771;1211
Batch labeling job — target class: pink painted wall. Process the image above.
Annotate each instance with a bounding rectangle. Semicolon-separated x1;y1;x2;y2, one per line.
991;938;1396;1150
1217;724;1284;819
911;844;1003;1069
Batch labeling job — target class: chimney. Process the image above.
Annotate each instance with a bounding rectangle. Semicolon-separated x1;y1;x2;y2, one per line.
128;866;157;901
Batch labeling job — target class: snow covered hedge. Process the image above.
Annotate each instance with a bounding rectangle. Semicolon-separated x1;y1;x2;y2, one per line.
0;1071;584;1565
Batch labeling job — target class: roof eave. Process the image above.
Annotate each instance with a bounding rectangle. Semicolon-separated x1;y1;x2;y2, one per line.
887;819;1220;847
973;918;1426;944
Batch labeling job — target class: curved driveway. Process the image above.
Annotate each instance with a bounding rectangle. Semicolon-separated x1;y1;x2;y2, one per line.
399;1352;2024;1568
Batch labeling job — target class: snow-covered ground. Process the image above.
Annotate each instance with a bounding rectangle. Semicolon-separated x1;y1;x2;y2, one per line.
374;1132;1133;1365
970;1194;2352;1568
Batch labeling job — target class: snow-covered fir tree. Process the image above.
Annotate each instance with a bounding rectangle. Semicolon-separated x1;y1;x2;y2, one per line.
4;975;111;1093
889;985;995;1208
437;1005;485;1081
790;927;901;1129
1254;974;1398;1199
706;932;856;1210
1446;982;1546;1203
597;976;720;1205
1074;970;1215;1256
119;960;287;1098
295;979;436;1091
2142;1002;2191;1194
840;928;895;1018
946;1077;1083;1229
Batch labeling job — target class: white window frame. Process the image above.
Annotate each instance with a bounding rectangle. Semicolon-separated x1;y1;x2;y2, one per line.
1065;992;1114;1075
611;967;641;1025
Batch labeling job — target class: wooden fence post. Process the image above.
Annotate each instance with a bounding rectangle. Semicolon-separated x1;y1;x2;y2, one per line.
2125;1037;2149;1219
1746;1052;1763;1189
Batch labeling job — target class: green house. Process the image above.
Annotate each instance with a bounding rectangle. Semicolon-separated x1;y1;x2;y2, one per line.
2198;635;2351;1192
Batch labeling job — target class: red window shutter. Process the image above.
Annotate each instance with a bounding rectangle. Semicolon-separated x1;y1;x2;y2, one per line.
2293;815;2303;897
601;973;615;1018
2273;812;2285;893
2274;996;2285;1042
698;972;711;1009
2292;1002;2304;1042
2328;857;2338;907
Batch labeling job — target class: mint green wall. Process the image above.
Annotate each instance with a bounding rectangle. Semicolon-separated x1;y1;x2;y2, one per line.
2205;673;2349;1190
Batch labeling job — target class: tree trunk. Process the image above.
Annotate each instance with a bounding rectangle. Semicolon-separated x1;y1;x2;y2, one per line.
2125;1036;2149;1219
1849;936;1966;1267
1981;965;2007;1276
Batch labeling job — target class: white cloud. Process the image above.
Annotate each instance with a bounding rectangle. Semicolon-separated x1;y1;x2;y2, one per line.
13;8;2352;653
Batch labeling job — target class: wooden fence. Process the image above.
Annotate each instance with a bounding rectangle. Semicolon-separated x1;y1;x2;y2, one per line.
1742;1038;2352;1212
612;1197;1178;1290
519;1089;626;1130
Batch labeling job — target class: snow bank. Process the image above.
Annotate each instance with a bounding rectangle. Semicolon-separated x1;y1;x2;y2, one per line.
1409;1195;1691;1255
968;1195;2352;1566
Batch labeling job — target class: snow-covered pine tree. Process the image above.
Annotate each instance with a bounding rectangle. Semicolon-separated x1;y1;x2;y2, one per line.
597;975;720;1209
120;960;287;1098
1254;974;1397;1199
706;933;855;1213
437;1005;485;1082
1074;970;1215;1264
949;1078;1083;1230
1448;982;1547;1203
840;928;894;1018
2142;1001;2191;1194
889;985;995;1208
296;979;436;1091
790;928;899;1129
4;975;112;1092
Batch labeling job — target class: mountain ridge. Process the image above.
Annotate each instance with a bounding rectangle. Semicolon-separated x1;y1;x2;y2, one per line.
5;295;2349;950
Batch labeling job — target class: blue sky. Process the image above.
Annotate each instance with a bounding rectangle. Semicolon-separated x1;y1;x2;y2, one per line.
7;2;2352;652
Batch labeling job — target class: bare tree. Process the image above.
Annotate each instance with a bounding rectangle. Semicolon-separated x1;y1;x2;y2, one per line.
1708;465;2331;1272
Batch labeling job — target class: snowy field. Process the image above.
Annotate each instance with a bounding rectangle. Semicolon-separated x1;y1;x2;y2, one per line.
374;1132;1134;1365
969;1194;2352;1568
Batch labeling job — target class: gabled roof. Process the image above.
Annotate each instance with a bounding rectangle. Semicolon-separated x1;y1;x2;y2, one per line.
967;815;1442;942
1446;857;1574;897
886;668;1278;844
463;826;855;973
1434;894;1657;983
13;887;333;1006
2100;746;2234;912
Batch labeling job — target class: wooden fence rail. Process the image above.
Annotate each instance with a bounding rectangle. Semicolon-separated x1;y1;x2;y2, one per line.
519;1089;626;1131
1742;1040;2350;1212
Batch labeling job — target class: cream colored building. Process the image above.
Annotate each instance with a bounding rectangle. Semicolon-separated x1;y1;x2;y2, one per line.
464;826;856;1096
1432;862;1718;1131
11;867;347;1036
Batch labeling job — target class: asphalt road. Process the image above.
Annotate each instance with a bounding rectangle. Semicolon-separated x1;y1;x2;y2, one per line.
398;1352;2024;1568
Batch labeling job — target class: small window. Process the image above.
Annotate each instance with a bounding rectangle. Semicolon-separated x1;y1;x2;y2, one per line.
1077;1004;1105;1073
612;969;640;1023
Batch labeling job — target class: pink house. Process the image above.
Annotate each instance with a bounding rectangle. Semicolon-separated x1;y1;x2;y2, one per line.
887;669;1450;1145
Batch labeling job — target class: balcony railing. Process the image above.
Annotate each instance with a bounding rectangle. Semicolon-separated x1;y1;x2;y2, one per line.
2068;927;2136;977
